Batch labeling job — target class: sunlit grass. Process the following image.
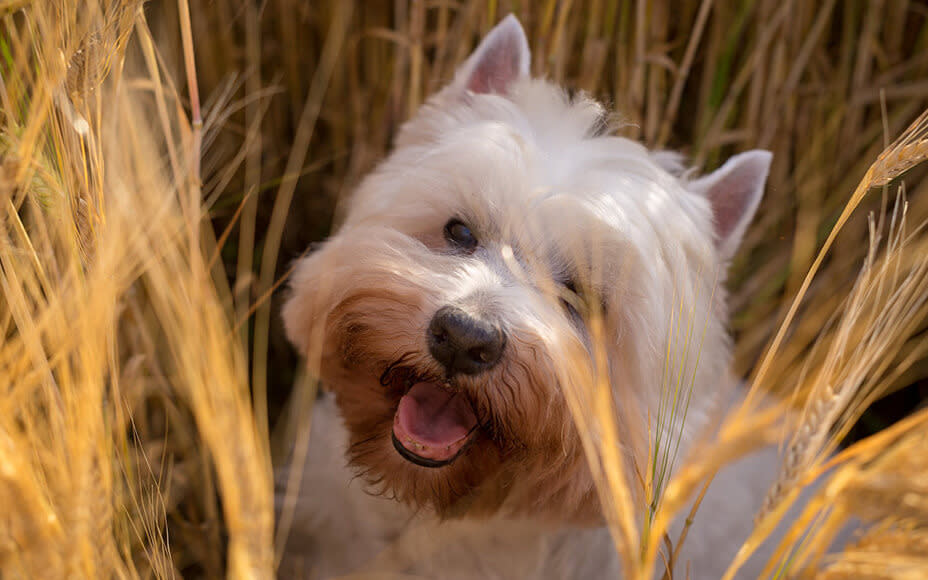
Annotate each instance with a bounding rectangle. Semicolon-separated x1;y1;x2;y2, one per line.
2;1;928;578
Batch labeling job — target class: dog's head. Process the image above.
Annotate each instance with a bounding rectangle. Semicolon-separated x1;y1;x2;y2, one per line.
283;15;770;523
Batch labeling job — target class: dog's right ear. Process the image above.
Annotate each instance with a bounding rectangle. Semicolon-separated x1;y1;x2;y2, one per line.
453;14;530;95
689;150;772;261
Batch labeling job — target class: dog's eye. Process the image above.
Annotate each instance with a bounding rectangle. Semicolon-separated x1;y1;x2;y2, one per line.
560;278;585;319
559;278;606;321
444;219;478;252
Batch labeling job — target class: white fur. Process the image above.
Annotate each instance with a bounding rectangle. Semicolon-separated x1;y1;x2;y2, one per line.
279;16;787;580
280;393;802;579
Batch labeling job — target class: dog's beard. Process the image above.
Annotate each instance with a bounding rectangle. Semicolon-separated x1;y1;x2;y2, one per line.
309;277;603;522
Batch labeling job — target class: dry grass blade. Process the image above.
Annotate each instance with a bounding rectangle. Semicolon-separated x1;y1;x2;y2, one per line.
817;527;928;580
0;1;273;577
561;319;642;579
250;0;352;459
807;408;928;579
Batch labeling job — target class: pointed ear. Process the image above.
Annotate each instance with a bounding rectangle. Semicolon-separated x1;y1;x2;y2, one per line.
453;14;530;95
689;150;772;260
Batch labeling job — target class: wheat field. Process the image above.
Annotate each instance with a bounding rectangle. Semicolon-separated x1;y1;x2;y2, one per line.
1;1;927;578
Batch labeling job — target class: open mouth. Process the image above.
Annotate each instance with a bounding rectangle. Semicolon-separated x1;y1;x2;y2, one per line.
389;375;480;468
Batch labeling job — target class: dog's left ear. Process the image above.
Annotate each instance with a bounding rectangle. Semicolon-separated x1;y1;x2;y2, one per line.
454;14;530;95
689;150;772;260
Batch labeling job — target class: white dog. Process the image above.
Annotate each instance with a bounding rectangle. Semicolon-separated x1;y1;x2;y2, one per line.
280;15;784;579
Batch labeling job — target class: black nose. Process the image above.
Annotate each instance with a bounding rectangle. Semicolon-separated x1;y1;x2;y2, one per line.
427;306;505;376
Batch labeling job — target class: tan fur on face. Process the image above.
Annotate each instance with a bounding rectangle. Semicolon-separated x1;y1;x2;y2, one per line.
284;223;606;522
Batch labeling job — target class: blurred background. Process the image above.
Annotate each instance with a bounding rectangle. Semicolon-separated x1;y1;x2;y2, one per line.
3;0;928;577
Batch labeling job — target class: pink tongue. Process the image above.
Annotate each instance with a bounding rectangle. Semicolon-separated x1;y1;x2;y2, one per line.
393;382;478;461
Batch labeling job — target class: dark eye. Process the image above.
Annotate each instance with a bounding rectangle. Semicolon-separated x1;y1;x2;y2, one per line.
560;278;584;319
558;277;606;321
444;219;478;252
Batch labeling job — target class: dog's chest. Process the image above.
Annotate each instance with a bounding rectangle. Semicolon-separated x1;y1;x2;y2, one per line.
279;393;620;579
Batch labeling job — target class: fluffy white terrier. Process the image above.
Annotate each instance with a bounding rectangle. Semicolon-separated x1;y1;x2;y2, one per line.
280;15;782;579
